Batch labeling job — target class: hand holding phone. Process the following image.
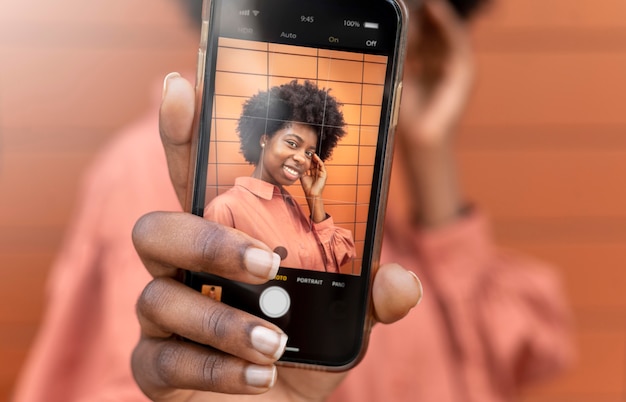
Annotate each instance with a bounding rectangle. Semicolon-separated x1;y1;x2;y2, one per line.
131;72;423;399
185;0;410;370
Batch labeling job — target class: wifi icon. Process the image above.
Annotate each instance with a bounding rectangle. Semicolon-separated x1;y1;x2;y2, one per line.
252;10;260;16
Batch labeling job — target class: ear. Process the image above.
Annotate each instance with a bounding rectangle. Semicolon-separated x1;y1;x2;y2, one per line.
260;134;268;147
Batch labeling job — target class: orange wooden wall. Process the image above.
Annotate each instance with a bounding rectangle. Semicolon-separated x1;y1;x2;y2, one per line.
1;0;625;401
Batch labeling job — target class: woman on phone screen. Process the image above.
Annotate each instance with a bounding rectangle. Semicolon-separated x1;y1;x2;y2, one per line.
204;80;356;273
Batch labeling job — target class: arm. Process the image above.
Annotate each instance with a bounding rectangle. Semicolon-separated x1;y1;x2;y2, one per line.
11;172;108;402
12;119;170;402
391;0;573;394
300;150;356;270
412;212;573;395
393;0;473;229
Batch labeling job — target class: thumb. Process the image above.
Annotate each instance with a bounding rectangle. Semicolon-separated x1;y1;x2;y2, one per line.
159;72;196;207
372;263;423;324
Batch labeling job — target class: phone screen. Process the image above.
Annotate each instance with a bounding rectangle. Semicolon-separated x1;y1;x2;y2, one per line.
186;0;407;369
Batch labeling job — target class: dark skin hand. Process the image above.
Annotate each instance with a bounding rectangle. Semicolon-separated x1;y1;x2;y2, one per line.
301;154;328;223
393;0;472;228
130;74;423;401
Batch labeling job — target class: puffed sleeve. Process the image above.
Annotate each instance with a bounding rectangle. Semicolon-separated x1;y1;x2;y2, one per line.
392;208;574;395
313;215;357;272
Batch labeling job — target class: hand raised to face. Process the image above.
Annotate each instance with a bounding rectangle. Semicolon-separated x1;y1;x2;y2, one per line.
300;153;327;199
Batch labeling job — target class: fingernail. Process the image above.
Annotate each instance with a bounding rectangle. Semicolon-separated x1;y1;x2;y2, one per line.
408;270;424;306
251;326;288;360
162;72;181;98
244;248;280;279
245;365;277;388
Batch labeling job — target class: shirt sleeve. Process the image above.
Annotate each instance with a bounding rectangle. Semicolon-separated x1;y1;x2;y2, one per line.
313;215;357;272
394;208;574;395
11;120;174;402
12;153;151;402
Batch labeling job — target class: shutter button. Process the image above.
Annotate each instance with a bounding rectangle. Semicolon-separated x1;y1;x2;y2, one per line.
259;286;290;318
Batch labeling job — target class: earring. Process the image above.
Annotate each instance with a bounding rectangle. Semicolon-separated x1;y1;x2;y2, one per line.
261;143;265;148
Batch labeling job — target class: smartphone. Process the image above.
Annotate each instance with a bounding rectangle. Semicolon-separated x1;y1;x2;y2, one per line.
184;0;409;371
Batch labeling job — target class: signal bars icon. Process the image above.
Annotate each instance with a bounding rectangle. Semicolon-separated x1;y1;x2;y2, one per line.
239;9;260;16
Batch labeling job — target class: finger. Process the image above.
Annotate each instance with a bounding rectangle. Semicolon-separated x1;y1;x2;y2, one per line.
371;263;423;324
160;72;196;207
132;211;280;282
422;0;474;91
137;277;287;364
401;0;474;143
313;153;324;167
132;336;277;397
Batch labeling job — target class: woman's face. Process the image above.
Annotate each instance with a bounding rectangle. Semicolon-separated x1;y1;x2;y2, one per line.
257;122;318;187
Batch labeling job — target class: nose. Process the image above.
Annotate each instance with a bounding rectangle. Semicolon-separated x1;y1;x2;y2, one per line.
292;149;306;164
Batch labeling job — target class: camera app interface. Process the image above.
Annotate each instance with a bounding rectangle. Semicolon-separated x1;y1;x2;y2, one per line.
190;0;402;363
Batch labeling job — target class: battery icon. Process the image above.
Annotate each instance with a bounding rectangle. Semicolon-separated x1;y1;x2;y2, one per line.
363;21;379;29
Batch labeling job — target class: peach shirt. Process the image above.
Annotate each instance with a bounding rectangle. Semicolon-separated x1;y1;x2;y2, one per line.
205;176;356;272
12;110;572;402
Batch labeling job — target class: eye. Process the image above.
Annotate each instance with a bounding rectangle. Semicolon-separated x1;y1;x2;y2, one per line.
305;150;314;159
285;140;297;148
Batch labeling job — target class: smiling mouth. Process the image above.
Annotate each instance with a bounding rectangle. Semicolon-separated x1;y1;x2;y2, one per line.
283;165;301;178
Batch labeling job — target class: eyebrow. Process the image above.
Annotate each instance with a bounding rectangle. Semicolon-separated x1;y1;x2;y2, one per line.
285;132;317;150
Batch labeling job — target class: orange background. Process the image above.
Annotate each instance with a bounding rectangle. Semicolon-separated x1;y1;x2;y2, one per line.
1;0;626;401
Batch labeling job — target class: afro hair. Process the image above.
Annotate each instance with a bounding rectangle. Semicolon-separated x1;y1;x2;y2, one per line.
237;80;346;164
